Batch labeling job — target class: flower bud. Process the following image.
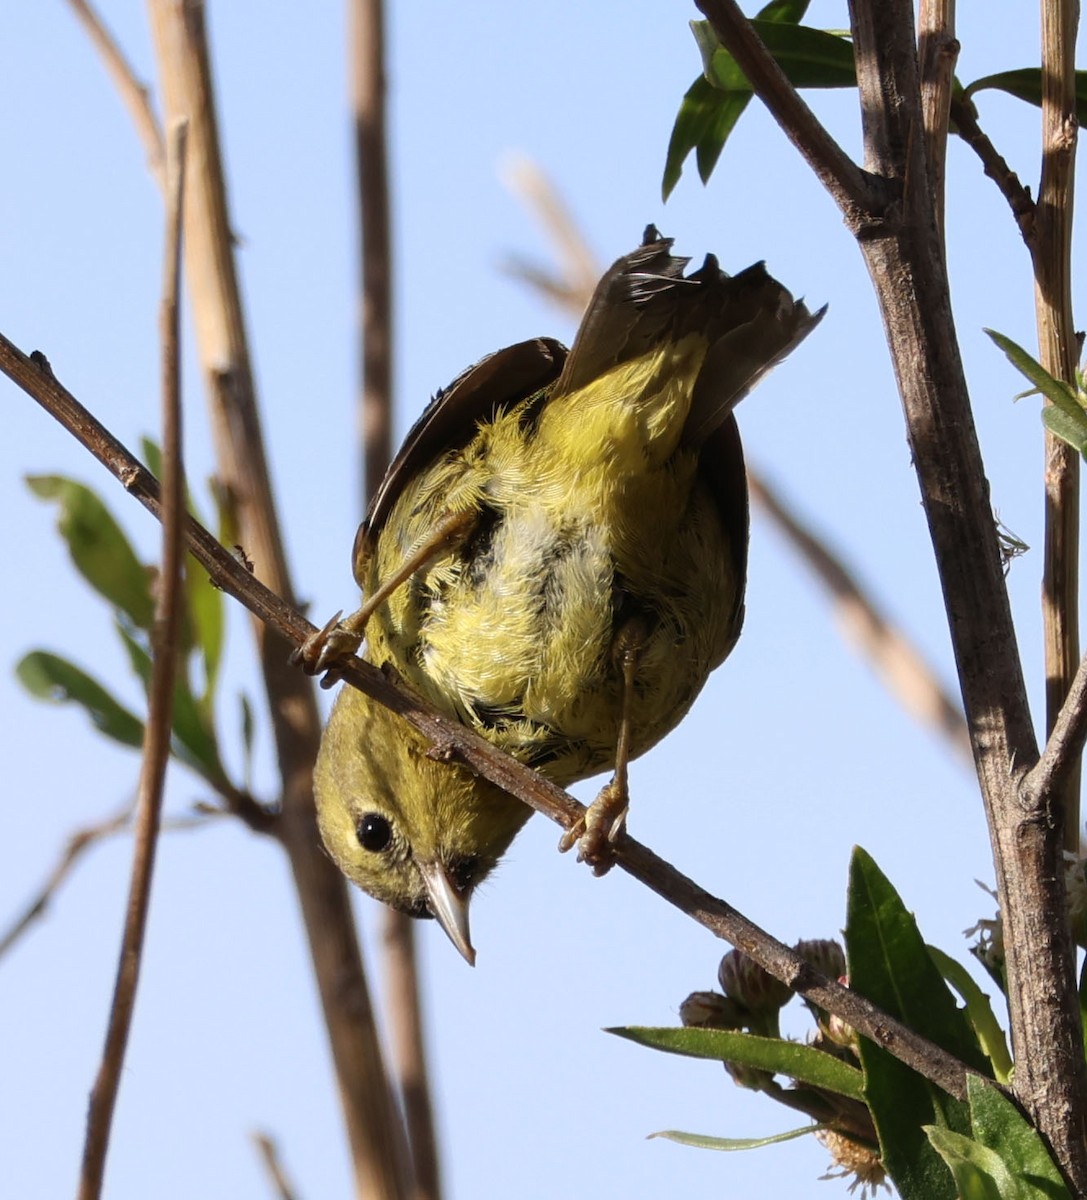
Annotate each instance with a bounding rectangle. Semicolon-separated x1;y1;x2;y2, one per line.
794;937;846;980
718;949;791;1016
679;991;745;1030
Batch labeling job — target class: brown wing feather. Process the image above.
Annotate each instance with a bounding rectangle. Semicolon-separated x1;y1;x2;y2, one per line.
355;337;566;578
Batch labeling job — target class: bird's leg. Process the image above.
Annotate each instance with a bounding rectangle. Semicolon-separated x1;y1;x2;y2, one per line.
558;616;648;875
292;508;479;680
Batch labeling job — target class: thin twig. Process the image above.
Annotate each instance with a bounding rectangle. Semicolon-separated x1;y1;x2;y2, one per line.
350;0;441;1192
948;95;1036;242
63;0;165;186
0;806;214;962
351;0;394;513
144;5;412;1192
499;156;600;302
1;335;980;1105
251;1132;299;1200
1023;649;1087;808
694;0;880;233
1033;0;1081;856
78;117;188;1200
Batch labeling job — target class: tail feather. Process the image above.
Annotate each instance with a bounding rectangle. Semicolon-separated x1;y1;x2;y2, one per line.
555;226;822;446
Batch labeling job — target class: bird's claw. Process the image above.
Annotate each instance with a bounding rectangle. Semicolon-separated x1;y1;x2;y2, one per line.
290;610;364;685
557;779;628;876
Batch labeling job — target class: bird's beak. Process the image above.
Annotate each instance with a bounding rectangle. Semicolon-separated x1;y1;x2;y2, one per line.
418;860;476;966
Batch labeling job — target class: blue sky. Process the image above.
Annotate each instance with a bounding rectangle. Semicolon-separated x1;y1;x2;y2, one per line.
0;3;1079;1197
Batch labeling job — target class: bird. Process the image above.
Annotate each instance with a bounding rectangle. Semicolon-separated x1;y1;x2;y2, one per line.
302;226;821;962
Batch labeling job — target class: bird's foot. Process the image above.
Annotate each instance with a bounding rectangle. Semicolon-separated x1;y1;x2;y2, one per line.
557;778;629;877
290;610;364;686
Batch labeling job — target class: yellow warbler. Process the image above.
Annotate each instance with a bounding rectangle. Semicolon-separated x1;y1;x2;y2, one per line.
306;227;820;961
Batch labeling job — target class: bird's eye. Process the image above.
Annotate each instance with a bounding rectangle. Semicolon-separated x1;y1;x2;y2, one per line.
356;813;393;853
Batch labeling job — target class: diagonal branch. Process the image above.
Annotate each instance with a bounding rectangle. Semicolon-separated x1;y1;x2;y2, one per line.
63;0;165;186
1024;649;1087;809
693;0;880;229
2;329;981;1105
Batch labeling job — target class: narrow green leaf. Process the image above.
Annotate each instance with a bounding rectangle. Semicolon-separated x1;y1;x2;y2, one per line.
848;851;990;1073
964;69;1087;124
924;1128;1009;1200
663;75;750;200
965;1076;1070;1198
926;945;1012;1082
607;1026;864;1100
26;475;155;630
756;0;811;24
140;437;225;700
1040;406;1087;458
985;330;1083;421
666;19;855;196
17;651;145;749
699;21;857;92
239;692;256;791
115;622;227;787
847;848;982;1200
649;1123;822;1151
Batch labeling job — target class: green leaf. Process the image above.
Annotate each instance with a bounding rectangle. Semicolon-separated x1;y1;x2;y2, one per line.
649;1123;822;1151
697;20;857;92
17;650;145;749
114;622;227;787
1040;406;1087;457
665;17;855;196
239;692;256;791
755;0;811;23
964;69;1087;124
965;1076;1070;1198
847;848;984;1200
985;330;1083;419
607;1026;864;1100
924;1127;1011;1200
140;437;225;701
26;475;155;630
663;76;751;199
926;945;1012;1082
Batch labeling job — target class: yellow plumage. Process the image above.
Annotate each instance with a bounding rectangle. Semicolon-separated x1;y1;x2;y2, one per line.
310;228;821;961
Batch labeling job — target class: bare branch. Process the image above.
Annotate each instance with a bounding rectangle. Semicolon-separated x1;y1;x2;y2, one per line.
694;0;880;231
949;95;1036;242
0;806;216;962
78;117;188;1200
0;805;131;960
350;0;394;511
1033;0;1081;854
845;0;1087;1184
350;0;441;1191
1024;649;1087;808
499;156;601;303
63;0;165;186
145;5;412;1191
2;334;981;1105
251;1132;299;1200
